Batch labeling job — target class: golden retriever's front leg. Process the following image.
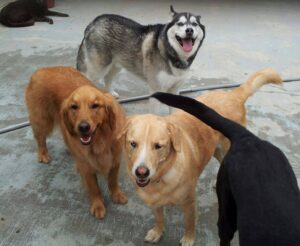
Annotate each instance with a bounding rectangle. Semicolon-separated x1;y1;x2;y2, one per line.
31;127;52;163
144;207;165;243
180;200;197;246
77;163;106;219
107;164;128;204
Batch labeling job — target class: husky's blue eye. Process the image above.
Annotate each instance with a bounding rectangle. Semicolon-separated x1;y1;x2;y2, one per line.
177;22;184;27
192;22;198;27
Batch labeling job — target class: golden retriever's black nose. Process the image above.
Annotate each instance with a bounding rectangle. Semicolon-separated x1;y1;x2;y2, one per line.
78;122;90;134
135;166;150;178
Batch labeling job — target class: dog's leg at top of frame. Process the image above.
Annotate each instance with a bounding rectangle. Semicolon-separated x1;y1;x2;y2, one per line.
104;65;121;98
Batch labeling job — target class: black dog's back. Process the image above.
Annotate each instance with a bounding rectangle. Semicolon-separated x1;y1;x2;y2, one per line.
223;138;300;246
152;92;300;246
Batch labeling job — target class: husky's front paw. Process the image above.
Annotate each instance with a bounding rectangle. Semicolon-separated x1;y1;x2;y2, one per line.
144;227;163;243
110;90;119;99
180;235;195;246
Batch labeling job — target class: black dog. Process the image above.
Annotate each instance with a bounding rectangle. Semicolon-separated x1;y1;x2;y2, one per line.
152;92;300;246
0;0;68;27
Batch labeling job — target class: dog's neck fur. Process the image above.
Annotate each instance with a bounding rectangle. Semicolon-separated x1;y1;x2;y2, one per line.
158;27;192;70
148;145;178;185
157;22;205;70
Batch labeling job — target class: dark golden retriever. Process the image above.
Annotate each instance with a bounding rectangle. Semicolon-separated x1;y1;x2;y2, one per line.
25;66;127;219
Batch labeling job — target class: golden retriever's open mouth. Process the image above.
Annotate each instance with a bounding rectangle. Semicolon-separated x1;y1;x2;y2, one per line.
79;125;98;145
136;178;150;187
176;35;195;53
80;134;92;145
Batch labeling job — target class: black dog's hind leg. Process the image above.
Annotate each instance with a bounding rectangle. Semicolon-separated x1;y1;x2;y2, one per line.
46;10;69;17
35;16;53;24
216;163;237;246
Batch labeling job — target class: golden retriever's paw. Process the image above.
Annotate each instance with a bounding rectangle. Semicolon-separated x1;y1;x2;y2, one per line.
180;235;195;246
111;190;128;204
38;153;51;164
144;228;163;243
90;200;106;219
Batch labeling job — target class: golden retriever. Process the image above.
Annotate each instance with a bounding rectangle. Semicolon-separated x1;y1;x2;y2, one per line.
119;69;282;246
25;66;128;219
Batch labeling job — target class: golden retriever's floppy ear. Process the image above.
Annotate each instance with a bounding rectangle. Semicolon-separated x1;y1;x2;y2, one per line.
105;104;116;131
60;100;76;136
117;116;134;140
167;122;181;152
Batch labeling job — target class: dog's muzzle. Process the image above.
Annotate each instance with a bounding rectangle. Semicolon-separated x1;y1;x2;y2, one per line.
78;122;97;145
135;166;151;187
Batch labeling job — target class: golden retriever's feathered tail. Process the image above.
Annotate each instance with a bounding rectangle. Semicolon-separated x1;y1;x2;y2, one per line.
234;68;282;102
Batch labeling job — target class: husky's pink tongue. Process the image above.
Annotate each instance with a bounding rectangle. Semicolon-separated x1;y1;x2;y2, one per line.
182;39;193;52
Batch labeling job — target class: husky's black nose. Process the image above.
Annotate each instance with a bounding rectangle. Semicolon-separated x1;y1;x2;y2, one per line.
135;166;150;178
78;122;90;134
186;28;194;36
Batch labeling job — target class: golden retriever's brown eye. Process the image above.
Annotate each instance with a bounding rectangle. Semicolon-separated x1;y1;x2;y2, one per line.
71;104;78;110
154;143;162;150
130;141;137;148
91;103;99;109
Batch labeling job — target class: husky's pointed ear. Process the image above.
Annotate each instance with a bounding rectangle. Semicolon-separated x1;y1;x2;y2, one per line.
170;5;177;16
197;15;202;23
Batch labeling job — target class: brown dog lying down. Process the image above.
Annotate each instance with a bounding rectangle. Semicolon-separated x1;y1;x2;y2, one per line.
25;66;127;219
120;68;282;246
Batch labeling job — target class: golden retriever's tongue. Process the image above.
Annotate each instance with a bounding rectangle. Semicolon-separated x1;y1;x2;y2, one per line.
182;39;193;52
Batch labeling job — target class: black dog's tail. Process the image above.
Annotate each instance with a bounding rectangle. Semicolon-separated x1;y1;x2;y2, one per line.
152;92;249;141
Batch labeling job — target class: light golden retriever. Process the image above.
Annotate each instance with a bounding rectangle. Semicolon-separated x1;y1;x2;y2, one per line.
25;66;128;219
120;69;282;246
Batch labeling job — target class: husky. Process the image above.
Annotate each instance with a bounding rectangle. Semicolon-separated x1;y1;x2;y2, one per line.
76;5;205;102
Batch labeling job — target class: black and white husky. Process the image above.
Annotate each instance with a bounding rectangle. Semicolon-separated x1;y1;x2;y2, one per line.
76;6;205;101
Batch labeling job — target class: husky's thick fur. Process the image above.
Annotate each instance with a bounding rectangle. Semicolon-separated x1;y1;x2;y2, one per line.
76;6;205;100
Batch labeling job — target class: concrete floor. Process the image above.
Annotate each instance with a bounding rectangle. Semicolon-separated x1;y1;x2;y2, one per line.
0;0;299;245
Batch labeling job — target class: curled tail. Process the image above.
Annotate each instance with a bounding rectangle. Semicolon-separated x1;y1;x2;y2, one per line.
235;68;282;101
152;92;249;141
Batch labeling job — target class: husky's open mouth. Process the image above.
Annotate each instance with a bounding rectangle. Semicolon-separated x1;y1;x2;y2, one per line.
136;178;150;187
176;35;195;53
